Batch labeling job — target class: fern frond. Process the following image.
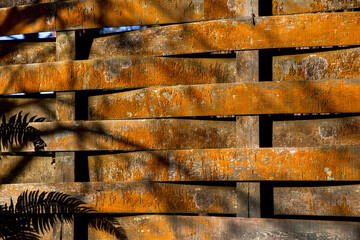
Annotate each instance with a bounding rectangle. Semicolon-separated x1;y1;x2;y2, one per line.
89;217;128;240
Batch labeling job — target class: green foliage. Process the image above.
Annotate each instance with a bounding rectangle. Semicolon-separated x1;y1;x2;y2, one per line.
0;190;127;240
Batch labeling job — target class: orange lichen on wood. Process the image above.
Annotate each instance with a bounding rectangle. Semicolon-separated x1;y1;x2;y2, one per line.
0;57;236;95
273;0;360;15
90;12;360;57
273;116;360;147
274;185;360;217
88;78;360;119
0;182;237;214
88;146;360;182
273;47;360;81
1;119;236;152
0;0;249;36
88;216;360;240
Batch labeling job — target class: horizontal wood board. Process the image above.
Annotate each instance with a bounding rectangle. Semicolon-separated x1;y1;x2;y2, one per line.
0;119;236;152
88;146;360;182
274;185;360;217
88;78;360;119
0;182;237;214
0;41;55;66
0;155;56;184
0;0;256;36
89;12;360;57
0;57;236;95
0;98;55;121
273;116;360;147
273;47;360;81
273;0;360;15
88;215;360;240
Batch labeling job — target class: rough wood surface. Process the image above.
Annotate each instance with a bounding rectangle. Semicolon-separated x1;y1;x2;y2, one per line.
89;12;360;57
0;0;54;8
1;119;236;152
0;156;56;184
0;41;55;66
0;98;55;121
0;0;255;36
88;215;360;240
0;182;237;214
273;116;360;147
274;185;360;217
273;0;360;15
88;78;360;119
273;47;360;81
88;146;360;181
0;57;236;95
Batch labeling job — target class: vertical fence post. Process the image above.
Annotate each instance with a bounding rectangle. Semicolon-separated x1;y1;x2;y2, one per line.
236;0;261;218
53;30;76;240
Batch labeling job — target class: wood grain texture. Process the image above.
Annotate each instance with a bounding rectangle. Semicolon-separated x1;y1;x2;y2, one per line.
0;156;56;184
0;41;55;66
0;98;55;121
274;185;360;217
88;78;360;120
88;146;360;181
0;182;237;214
88;215;360;240
0;0;253;36
1;119;236;152
273;0;360;15
89;12;360;57
0;0;54;8
273;47;360;81
273;116;360;147
0;57;236;95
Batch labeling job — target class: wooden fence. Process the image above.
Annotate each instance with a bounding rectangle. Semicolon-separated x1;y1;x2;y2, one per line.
0;0;359;239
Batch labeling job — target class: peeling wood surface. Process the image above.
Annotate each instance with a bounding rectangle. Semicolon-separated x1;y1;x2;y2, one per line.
273;47;360;81
0;98;55;121
88;146;360;181
273;0;360;15
274;185;360;217
0;156;56;184
0;57;236;95
89;12;360;57
2;119;236;152
273;116;360;147
0;41;55;66
0;182;237;214
88;216;360;240
88;78;360;120
0;0;254;36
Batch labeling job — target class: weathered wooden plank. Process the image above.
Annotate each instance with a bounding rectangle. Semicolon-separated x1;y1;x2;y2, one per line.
0;57;236;95
2;119;236;152
0;98;55;121
88;216;360;240
88;78;360;120
273;47;360;81
273;0;360;15
0;0;54;8
273;116;360;147
88;146;360;181
274;185;360;217
0;182;237;214
0;156;56;184
0;41;55;66
89;12;360;58
0;0;254;36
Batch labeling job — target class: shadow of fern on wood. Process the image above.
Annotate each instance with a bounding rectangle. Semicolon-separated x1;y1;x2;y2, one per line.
0;190;127;240
0;111;46;155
